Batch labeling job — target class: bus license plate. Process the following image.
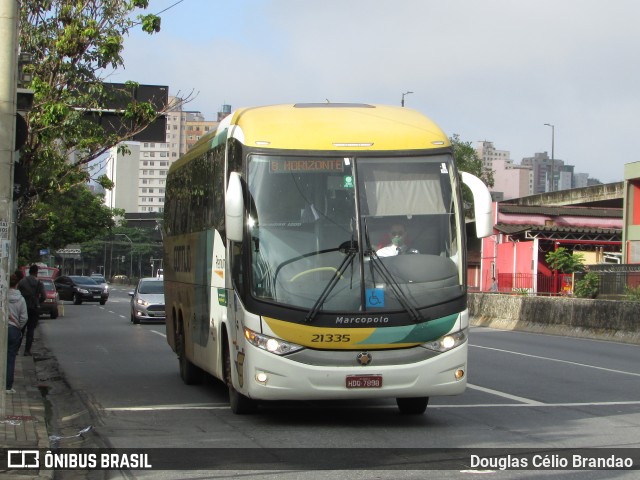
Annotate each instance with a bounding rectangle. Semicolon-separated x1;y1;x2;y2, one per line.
346;375;382;389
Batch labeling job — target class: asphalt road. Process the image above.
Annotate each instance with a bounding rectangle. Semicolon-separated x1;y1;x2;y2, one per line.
35;286;640;479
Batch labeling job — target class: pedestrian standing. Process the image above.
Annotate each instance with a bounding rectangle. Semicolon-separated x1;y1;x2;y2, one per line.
17;264;46;356
7;274;28;393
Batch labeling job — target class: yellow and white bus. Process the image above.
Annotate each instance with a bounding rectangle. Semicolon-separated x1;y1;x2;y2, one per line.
163;103;492;414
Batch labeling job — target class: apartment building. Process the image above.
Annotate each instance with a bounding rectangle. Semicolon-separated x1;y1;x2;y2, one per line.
491;158;533;200
185;112;218;151
475;140;511;171
475;141;533;201
104;98;223;214
521;152;565;194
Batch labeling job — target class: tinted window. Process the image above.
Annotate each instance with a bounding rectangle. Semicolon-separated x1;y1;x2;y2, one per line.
71;276;98;285
138;281;164;294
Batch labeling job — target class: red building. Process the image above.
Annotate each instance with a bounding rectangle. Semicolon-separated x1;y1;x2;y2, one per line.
476;203;622;294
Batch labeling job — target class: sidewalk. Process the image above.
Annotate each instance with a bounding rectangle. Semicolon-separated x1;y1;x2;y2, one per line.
1;354;53;479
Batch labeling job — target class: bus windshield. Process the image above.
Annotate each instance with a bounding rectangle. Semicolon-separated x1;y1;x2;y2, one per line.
247;153;463;316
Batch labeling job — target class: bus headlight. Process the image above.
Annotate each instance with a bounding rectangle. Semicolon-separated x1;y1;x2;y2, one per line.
423;328;468;353
243;328;304;355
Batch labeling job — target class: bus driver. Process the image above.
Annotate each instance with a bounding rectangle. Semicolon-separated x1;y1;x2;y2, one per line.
376;223;419;257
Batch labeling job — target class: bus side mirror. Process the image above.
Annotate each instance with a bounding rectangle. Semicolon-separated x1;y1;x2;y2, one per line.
225;172;245;242
461;171;493;238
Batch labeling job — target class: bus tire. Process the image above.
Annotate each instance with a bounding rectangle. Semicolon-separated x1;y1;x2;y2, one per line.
396;396;429;415
177;329;203;385
223;341;257;414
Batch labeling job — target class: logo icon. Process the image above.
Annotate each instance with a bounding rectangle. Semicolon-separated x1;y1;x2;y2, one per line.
366;288;384;308
8;450;40;468
356;352;372;366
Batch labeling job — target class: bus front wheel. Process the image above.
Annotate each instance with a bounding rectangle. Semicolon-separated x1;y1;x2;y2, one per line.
396;396;429;415
223;342;258;414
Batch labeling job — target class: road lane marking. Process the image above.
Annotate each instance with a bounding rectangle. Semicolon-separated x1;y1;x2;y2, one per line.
103;400;640;412
470;344;640;377
150;330;166;338
432;400;640;408
105;403;229;412
466;384;544;405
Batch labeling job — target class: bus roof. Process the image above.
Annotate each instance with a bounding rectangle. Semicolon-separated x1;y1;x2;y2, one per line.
172;103;451;171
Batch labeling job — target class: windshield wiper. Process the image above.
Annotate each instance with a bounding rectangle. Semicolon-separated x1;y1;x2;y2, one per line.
363;219;425;323
304;239;358;323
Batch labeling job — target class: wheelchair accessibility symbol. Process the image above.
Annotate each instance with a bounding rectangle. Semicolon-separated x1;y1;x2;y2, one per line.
366;288;385;308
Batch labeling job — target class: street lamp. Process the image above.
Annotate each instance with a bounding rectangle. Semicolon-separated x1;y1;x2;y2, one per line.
544;123;555;192
115;233;133;281
401;91;413;107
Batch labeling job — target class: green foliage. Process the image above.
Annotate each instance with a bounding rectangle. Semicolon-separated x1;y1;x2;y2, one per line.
512;288;531;296
545;247;585;273
451;134;494;188
17;185;117;264
624;285;640;302
78;224;163;279
450;134;494;217
574;272;599;299
16;0;166;261
140;14;161;33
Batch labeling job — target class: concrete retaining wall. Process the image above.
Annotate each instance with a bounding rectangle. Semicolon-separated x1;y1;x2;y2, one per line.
468;293;640;344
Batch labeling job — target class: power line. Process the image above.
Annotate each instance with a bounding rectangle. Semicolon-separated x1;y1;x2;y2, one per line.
155;0;186;17
132;0;186;26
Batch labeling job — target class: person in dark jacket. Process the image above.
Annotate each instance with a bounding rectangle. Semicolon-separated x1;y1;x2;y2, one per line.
17;264;46;356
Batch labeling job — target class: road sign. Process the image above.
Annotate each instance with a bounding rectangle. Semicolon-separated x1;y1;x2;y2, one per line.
57;248;81;254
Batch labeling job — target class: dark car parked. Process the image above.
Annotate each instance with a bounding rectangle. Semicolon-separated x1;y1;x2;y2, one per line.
38;278;59;319
54;275;109;305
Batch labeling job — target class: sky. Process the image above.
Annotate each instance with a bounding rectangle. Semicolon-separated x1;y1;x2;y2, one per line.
110;0;640;184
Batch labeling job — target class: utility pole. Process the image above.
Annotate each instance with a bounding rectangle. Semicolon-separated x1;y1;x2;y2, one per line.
0;0;19;415
401;91;413;107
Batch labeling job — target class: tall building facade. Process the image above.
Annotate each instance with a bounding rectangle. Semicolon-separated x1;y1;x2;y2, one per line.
491;158;533;200
475;141;533;201
521;152;565;194
104;98;224;214
475;140;511;171
474;141;601;200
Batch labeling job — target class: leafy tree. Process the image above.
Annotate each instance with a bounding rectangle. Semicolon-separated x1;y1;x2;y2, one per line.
78;224;163;279
450;134;494;217
17;185;121;263
545;247;585;273
16;1;189;261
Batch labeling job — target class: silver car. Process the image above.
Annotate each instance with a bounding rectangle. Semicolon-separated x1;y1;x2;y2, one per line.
90;274;109;293
129;277;165;324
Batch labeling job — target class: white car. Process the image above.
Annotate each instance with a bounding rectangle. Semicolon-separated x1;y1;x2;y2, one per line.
129;277;165;324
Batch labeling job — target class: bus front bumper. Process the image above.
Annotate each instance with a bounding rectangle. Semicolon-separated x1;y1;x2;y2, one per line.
234;342;468;401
